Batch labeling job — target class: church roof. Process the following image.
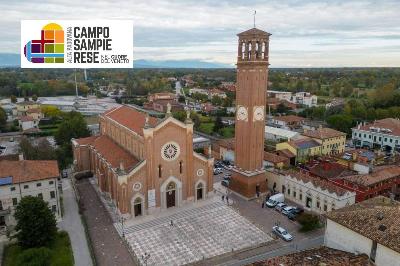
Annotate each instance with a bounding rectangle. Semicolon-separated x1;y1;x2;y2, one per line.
102;105;158;136
237;27;271;37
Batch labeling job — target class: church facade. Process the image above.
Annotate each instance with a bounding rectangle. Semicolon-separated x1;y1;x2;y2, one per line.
72;106;214;218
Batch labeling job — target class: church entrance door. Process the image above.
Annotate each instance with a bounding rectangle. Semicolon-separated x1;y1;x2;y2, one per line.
166;182;176;208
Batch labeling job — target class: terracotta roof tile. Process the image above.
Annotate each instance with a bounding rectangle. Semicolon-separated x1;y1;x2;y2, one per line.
264;152;289;164
355;118;400;136
273;115;304;123
26;108;41;114
342;165;400;186
0;160;59;183
102;105;158;136
303;127;346;139
74;136;98;146
326;196;400;253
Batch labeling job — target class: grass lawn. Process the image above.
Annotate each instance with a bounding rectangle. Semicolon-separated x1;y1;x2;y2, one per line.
219;127;235;138
198;122;215;134
3;231;74;266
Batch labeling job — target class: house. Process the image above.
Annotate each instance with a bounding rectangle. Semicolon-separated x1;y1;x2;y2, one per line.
268;90;317;107
325;196;400;265
265;126;300;142
26;108;43;121
0;160;61;231
208;88;227;99
248;246;372;266
263;152;289;169
143;92;182;113
330;165;400;202
276;137;322;163
18;116;39;131
283;170;356;214
16;101;40;116
303;127;346;155
266;97;297;111
270;115;305;130
352;118;400;152
188;87;208;96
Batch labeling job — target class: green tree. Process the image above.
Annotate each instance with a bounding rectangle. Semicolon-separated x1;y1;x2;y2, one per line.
0;107;7;129
10;95;17;103
327;114;354;134
32;94;38;102
15;247;52;266
211;96;223;106
213;116;224;133
14;196;57;248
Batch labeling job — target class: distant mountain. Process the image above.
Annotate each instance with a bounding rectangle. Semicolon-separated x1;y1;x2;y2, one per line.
0;54;20;67
133;59;232;69
0;54;231;69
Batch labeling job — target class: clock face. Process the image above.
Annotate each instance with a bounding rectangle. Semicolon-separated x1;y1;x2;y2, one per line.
253;106;265;121
133;182;142;191
161;142;180;161
237;106;248;121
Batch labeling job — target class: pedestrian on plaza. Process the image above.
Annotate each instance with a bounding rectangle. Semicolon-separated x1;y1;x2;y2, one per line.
262;201;265;208
170;220;174;226
256;191;260;198
222;195;225;201
226;195;229;205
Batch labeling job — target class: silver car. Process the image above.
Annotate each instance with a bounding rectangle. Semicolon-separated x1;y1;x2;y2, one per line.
272;226;294;241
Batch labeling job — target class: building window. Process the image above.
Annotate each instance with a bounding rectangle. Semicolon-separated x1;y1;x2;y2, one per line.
37;182;42;187
49;181;54;185
24;185;29;189
38;193;43;199
158;165;162;178
299;193;303;201
10;187;15;192
293;191;296;198
179;161;183;174
50;191;55;199
12;198;18;206
317;201;320;209
52;205;57;213
287;188;291;195
324;204;327;211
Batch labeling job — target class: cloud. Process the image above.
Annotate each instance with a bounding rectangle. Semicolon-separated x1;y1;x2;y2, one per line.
1;0;400;66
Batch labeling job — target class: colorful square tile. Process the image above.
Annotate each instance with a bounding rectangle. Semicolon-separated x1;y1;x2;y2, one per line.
45;57;54;63
55;30;64;43
44;30;54;40
55;58;64;63
54;44;64;53
31;43;41;53
45;44;54;53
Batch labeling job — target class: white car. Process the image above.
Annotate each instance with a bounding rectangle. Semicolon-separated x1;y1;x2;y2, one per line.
282;206;296;216
274;202;287;212
272;226;294;241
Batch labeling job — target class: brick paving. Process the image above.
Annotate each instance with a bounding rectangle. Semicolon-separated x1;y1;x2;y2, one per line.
76;179;136;266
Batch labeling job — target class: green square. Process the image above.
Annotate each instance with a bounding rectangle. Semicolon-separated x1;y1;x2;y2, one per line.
55;58;64;63
45;44;54;53
55;44;64;53
45;57;54;63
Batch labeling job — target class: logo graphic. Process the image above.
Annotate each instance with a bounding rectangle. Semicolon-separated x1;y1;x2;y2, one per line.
24;23;64;63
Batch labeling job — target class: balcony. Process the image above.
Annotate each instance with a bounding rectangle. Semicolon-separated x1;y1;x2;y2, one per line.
0;207;11;215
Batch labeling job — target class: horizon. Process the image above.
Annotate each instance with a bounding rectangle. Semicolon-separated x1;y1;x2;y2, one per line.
1;1;400;68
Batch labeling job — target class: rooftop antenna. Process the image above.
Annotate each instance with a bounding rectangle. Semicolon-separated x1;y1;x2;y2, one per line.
253;10;256;28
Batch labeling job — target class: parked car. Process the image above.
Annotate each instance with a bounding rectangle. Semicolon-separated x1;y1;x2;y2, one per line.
282;206;296;216
287;212;298;220
272;226;293;241
223;175;231;181
213;168;223;175
290;207;304;215
275;202;287;212
265;193;284;208
221;180;230;187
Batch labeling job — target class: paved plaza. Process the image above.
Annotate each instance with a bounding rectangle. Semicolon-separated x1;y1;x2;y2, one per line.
117;201;273;266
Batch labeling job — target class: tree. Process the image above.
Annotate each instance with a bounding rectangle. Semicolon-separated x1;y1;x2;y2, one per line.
41;105;61;118
213;116;224;133
0;107;7;129
276;103;290;114
32;94;38;102
327;114;354;134
297;213;320;232
211;95;223;106
14;196;57;248
10;95;17;103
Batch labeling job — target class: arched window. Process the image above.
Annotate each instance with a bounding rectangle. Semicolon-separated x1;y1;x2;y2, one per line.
179;161;183;174
158;165;162;178
167;181;176;191
196;182;204;200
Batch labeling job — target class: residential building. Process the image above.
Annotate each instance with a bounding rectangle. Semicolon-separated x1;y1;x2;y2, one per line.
16;101;40;116
269;115;305;130
283;171;356;214
0;160;61;231
248;246;372;266
265;126;300;142
276;137;322;163
263;152;289;170
18;116;39;131
303;127;346;155
330;165;400;202
143;92;182;113
208;88;227;99
352;118;400;152
72;105;213;219
188;87;208;96
268;91;317;107
25;108;43;121
325;196;400;265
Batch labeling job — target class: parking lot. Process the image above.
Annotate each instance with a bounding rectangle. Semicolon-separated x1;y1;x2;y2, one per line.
212;161;324;245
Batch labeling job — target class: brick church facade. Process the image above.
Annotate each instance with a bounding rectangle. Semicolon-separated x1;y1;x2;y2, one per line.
72;105;214;219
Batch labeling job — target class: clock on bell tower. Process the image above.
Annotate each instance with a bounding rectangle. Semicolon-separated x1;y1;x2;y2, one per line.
231;27;271;199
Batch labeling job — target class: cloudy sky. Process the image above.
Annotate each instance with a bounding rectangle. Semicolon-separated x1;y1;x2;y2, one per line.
1;0;400;67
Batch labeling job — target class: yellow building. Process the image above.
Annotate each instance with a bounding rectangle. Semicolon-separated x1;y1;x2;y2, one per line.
276;137;322;163
16;101;41;116
303;127;346;155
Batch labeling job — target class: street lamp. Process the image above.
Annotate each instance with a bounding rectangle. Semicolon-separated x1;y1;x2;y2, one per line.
142;252;150;266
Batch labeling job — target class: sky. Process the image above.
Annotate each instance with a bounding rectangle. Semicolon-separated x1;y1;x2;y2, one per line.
1;0;400;67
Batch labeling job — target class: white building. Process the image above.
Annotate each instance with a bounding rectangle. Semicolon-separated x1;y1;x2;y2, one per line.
352;118;400;152
18;116;38;131
325;196;400;265
269;90;318;107
283;171;356;214
265;126;300;142
0;160;61;231
188;88;208;96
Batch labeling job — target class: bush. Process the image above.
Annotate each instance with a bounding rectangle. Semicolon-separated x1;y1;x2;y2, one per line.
74;170;93;180
297;213;321;232
15;247;51;266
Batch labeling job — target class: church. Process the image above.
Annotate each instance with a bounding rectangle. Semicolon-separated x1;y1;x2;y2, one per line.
72;106;214;219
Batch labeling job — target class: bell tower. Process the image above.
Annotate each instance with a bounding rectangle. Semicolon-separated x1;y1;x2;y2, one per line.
231;27;271;199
